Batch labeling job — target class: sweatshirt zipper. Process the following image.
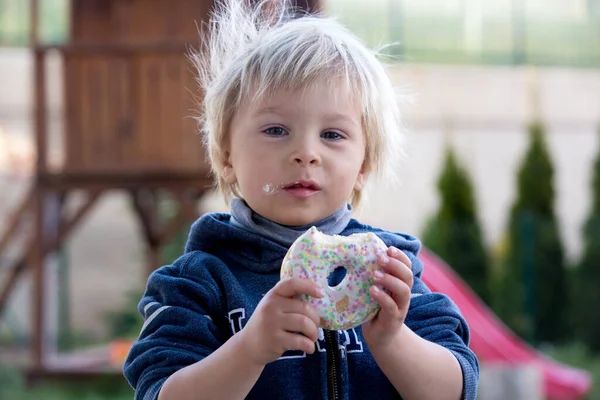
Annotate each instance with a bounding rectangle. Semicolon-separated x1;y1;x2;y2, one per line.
325;330;339;400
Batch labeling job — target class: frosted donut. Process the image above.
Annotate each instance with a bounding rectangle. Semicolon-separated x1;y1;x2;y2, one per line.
280;226;388;331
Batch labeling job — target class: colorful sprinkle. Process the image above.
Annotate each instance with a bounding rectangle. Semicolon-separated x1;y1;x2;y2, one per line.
280;227;387;330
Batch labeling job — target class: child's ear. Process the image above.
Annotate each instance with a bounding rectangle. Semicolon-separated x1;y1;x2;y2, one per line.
354;166;367;191
222;152;237;184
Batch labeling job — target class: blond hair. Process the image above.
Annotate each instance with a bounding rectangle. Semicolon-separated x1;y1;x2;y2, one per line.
191;0;405;207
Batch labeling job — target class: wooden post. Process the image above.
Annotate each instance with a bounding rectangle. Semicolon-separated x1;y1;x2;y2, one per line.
29;0;45;374
131;190;161;277
29;0;39;46
131;189;203;276
0;187;33;255
3;0;219;384
34;48;47;175
31;0;47;176
30;188;45;371
0;192;100;319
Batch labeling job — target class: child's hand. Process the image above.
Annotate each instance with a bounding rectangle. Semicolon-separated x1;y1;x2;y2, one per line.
237;277;324;366
362;246;414;350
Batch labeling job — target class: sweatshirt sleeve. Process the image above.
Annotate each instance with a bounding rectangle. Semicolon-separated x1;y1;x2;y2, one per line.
123;252;224;400
406;254;480;400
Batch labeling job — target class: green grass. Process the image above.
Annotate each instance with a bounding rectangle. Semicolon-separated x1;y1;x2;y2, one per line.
0;366;133;400
0;342;598;399
546;342;600;400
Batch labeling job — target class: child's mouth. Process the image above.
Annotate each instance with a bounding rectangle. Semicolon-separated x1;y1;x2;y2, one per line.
282;180;321;198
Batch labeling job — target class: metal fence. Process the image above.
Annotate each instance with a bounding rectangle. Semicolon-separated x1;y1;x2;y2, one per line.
0;0;68;46
1;0;599;67
327;0;600;68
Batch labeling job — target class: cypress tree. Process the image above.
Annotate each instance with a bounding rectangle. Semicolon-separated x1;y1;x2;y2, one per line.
572;127;600;352
423;145;490;303
501;121;568;344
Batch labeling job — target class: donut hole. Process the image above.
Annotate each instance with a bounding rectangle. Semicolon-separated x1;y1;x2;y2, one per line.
327;266;347;288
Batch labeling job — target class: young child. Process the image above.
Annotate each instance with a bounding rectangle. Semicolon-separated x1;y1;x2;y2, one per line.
123;1;479;399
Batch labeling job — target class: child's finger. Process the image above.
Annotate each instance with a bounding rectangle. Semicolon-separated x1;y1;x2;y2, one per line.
281;298;321;326
281;313;320;342
275;277;325;299
378;255;413;288
387;246;412;268
373;271;411;309
370;285;398;316
281;331;316;355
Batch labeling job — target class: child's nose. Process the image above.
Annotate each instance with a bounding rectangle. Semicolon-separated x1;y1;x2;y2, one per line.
291;139;321;166
293;153;320;166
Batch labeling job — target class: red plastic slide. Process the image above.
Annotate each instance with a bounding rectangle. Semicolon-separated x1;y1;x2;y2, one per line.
419;248;593;400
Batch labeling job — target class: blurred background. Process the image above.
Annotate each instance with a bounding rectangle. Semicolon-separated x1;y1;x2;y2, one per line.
0;0;599;399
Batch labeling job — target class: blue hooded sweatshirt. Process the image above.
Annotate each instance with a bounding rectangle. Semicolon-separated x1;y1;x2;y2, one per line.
123;211;479;400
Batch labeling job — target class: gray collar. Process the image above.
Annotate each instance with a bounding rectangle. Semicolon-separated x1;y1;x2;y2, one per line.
229;198;352;247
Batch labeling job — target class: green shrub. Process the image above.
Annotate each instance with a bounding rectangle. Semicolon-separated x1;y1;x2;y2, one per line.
104;289;145;340
422;145;490;303
499;121;568;344
571;126;600;353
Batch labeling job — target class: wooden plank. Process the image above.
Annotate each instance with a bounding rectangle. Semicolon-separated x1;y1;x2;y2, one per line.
78;57;93;170
112;0;131;44
131;188;202;277
34;49;47;175
0;258;27;319
181;0;213;39
127;0;166;43
110;57;132;167
159;194;199;247
137;55;163;169
29;0;39;45
70;0;114;43
161;55;182;168
25;345;123;384
45;345;114;372
117;56;137;169
0;186;33;256
131;189;162;277
30;187;45;369
127;0;154;44
55;191;101;247
64;55;84;171
164;0;180;40
67;0;213;46
37;43;189;54
62;50;208;174
131;189;160;248
76;57;116;171
69;0;82;40
0;191;101;319
40;172;212;191
43;0;218;174
135;56;149;169
84;58;101;169
96;58;113;169
181;57;206;168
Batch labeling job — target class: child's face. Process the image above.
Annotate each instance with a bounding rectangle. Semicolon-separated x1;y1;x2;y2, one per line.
223;79;367;226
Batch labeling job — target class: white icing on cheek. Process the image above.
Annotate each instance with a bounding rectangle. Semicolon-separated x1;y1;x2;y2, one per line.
263;183;283;195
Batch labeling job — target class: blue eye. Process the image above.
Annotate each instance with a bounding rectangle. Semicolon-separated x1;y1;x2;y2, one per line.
322;131;343;140
263;127;288;136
